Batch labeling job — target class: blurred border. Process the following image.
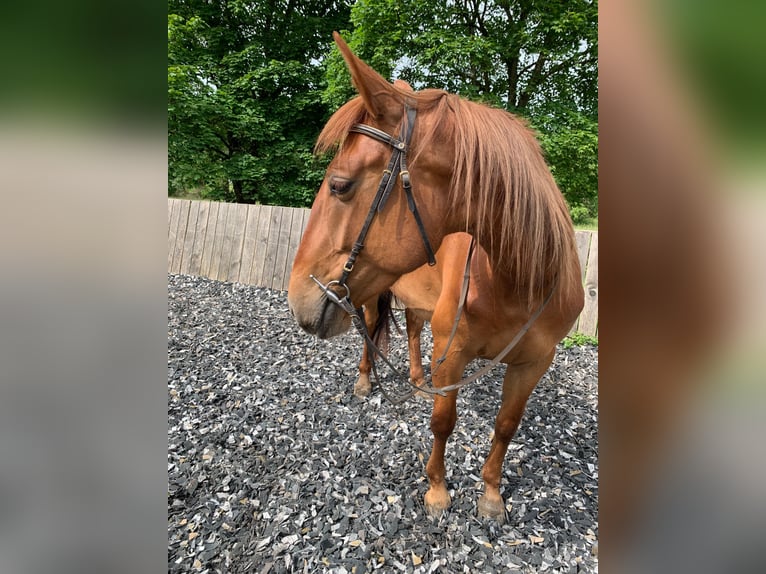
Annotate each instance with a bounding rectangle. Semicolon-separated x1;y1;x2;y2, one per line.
0;1;168;573
600;0;765;571
1;1;764;573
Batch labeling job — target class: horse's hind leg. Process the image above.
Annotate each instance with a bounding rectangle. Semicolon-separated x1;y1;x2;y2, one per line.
353;298;379;398
478;352;555;522
404;309;426;389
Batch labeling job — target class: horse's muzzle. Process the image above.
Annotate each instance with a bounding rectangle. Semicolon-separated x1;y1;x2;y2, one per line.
288;281;351;339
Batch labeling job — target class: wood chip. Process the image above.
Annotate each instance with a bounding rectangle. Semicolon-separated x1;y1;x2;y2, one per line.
167;275;598;574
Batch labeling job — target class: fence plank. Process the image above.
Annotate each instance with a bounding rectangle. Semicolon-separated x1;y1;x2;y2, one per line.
219;203;240;282
167;197;175;238
251;205;274;286
271;208;294;291
209;201;230;281
578;233;598;336
302;208;311;235
227;204;249;283
168;199;181;269
188;200;210;276
575;231;592;282
199;201;220;278
259;207;284;289
213;203;233;281
282;207;306;290
239;204;261;285
569;230;592;334
179;200;200;275
170;200;191;274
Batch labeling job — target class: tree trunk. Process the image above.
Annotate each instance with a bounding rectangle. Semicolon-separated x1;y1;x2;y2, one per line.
506;57;518;109
232;179;244;204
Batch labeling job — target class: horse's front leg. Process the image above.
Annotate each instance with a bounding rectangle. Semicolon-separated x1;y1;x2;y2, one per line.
478;352;554;522
424;392;458;515
423;344;469;517
353;298;379;398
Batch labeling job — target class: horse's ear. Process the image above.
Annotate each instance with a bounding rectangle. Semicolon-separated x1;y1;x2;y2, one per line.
393;79;413;92
333;32;403;122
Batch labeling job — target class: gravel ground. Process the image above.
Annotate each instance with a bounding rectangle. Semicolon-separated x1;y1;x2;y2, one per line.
168;274;598;573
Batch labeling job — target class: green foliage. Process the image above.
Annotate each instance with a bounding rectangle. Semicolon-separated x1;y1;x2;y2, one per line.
562;333;598;348
325;0;598;217
168;0;352;206
569;204;591;225
169;0;597;214
329;0;597;116
538;111;599;218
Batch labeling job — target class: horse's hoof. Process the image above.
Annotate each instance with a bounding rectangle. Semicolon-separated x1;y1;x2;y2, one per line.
411;380;433;401
477;494;506;523
354;376;371;398
424;487;451;517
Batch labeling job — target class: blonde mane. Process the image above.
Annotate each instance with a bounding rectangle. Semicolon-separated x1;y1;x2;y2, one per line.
442;94;578;305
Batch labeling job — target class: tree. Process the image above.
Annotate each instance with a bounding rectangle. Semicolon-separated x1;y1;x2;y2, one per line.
537;111;598;222
325;0;598;217
169;0;597;217
168;0;351;205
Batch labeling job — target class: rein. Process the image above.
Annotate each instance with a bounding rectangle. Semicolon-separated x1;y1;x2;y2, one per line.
310;104;555;404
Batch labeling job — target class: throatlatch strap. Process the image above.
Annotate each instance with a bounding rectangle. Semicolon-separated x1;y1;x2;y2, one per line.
401;175;436;266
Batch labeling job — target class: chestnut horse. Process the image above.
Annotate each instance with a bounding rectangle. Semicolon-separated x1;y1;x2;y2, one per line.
288;33;584;521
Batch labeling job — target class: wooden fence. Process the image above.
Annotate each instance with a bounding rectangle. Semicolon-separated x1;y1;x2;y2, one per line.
168;198;309;291
168;198;598;336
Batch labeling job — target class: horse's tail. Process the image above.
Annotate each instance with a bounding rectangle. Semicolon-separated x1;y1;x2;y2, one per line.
370;291;396;358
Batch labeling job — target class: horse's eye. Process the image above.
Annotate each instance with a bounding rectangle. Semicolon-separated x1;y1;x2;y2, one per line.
329;177;354;198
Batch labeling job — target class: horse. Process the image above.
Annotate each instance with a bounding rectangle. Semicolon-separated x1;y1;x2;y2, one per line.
287;33;584;521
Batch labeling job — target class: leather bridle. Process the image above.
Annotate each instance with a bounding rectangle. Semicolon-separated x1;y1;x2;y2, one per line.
310;103;555;405
319;103;435;290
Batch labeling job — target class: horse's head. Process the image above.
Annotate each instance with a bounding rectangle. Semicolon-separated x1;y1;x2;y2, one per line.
288;33;453;339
